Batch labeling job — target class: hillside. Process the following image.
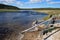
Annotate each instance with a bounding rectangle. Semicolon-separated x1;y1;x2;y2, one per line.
0;4;20;10
20;8;60;10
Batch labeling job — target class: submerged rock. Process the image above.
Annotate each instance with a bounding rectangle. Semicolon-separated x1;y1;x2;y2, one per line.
0;27;22;40
21;31;43;40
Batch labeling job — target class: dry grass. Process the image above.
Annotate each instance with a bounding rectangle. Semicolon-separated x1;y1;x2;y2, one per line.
34;10;60;15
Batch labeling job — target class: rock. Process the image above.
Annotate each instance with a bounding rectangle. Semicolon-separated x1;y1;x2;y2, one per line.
46;29;60;40
53;23;60;27
37;24;46;31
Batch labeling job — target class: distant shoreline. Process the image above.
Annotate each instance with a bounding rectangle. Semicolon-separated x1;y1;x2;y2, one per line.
0;9;20;12
0;9;60;15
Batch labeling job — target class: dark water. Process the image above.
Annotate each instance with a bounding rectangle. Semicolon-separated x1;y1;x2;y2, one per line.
0;11;48;31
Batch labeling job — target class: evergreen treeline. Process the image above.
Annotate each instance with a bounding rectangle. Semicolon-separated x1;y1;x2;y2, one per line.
0;4;20;10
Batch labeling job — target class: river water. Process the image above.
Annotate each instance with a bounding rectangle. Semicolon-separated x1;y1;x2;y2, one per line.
0;10;48;31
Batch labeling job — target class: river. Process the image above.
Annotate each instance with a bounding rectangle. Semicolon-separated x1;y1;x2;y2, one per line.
0;10;48;32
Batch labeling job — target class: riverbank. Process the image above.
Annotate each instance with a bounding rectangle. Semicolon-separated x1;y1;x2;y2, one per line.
34;9;60;20
34;10;60;15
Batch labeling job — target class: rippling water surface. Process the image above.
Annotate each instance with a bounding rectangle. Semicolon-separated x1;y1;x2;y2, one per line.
0;11;48;31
